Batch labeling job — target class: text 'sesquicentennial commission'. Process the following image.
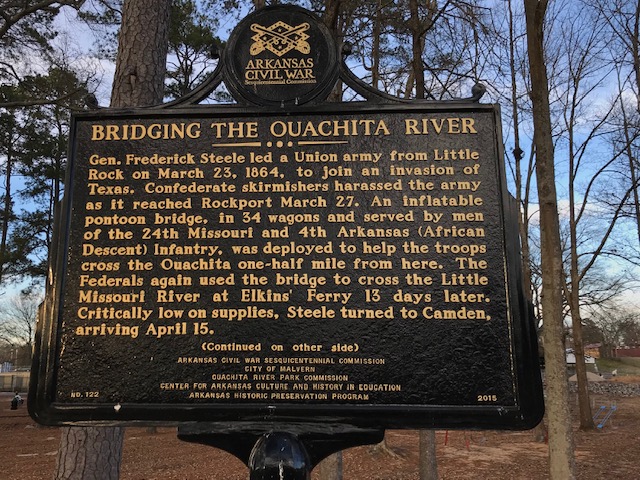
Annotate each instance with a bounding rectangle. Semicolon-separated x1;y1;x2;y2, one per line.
55;108;515;408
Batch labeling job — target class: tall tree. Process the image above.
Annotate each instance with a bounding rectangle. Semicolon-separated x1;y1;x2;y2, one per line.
0;97;19;285
523;0;576;478
591;0;640;244
610;83;640;245
586;0;640;109
0;1;83;41
0;1;89;108
1;1;95;290
0;291;42;364
54;1;171;478
165;0;221;99
583;302;640;358
385;0;491;100
110;0;171;106
1;67;89;288
554;3;616;430
493;0;546;442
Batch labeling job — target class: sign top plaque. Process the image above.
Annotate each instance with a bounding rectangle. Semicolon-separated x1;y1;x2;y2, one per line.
224;6;339;107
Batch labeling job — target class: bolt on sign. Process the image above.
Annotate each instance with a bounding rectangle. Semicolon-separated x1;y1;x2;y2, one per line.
29;5;543;430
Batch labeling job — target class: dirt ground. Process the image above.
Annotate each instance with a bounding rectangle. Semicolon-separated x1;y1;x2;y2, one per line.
2;384;639;480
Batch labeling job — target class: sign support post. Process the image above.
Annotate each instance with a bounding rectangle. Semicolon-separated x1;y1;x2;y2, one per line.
177;422;384;476
248;432;311;480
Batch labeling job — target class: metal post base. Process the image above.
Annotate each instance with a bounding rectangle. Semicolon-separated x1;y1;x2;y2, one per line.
248;432;310;480
177;422;384;478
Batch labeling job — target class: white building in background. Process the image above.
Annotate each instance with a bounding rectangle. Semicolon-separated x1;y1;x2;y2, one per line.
566;349;597;366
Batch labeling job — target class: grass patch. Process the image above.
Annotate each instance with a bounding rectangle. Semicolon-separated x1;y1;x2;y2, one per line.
595;358;640;376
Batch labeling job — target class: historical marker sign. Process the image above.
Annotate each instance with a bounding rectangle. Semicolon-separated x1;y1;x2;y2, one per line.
29;6;543;430
223;6;338;107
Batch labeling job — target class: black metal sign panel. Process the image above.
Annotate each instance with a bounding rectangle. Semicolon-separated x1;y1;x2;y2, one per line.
29;103;543;429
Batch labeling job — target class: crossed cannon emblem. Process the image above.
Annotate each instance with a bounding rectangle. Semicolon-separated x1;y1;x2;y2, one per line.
250;21;311;57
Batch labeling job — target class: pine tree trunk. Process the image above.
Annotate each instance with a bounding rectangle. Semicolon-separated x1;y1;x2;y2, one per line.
55;427;125;480
55;1;171;478
408;0;425;99
110;0;171;107
632;0;640;112
523;0;576;478
323;0;344;102
0;117;13;284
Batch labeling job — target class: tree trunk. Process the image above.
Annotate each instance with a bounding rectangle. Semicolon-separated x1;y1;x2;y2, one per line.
619;94;640;245
523;0;576;479
55;427;125;480
509;0;545;443
323;0;344;102
633;0;640;112
418;430;438;480
55;1;171;478
409;0;425;99
110;0;172;107
371;0;381;91
0;116;14;284
567;289;594;429
564;35;594;428
317;452;342;480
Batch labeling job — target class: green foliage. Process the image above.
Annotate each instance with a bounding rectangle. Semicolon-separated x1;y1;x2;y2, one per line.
0;67;88;285
165;0;223;99
76;1;123;61
0;1;62;58
0;1;95;288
